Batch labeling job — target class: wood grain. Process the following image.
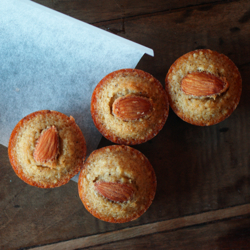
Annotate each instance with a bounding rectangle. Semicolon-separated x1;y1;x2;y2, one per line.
89;215;250;250
1;0;250;249
48;0;225;24
97;0;250;83
30;204;250;249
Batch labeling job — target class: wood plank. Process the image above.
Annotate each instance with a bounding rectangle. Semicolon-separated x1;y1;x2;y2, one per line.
30;203;250;249
1;0;250;249
89;215;250;250
32;0;227;24
97;0;250;219
96;0;250;83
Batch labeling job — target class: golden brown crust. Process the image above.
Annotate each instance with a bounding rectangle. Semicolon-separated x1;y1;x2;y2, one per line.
165;49;242;126
91;69;169;145
8;110;87;188
78;145;157;223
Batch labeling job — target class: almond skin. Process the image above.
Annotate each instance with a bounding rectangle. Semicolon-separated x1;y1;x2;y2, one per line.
181;72;229;98
95;181;134;202
112;95;153;121
33;125;59;164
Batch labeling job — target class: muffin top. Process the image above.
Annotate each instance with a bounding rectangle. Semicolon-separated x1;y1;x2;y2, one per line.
8;110;86;188
91;69;169;145
78;145;157;223
165;49;242;126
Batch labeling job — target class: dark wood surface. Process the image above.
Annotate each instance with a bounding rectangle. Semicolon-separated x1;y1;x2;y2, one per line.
1;0;250;249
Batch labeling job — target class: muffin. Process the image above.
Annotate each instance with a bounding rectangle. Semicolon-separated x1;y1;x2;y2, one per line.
78;145;157;223
8;110;87;188
165;49;242;126
91;69;169;145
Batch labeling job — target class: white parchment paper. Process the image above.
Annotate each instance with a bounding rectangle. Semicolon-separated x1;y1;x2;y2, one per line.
0;0;153;181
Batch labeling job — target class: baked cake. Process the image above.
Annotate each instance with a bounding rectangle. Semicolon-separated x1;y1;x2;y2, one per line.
165;49;242;126
8;110;86;188
78;145;157;223
91;69;169;145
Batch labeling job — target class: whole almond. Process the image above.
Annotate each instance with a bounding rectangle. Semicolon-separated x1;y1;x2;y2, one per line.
95;181;134;202
181;72;229;98
112;95;153;121
33;125;59;164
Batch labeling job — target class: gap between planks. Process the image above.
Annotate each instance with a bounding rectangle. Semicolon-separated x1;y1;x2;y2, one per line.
30;203;250;250
91;0;236;26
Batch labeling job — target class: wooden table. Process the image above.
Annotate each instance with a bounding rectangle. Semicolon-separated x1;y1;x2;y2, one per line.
1;0;250;249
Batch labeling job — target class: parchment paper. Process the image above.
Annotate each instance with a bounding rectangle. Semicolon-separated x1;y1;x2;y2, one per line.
0;0;153;181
